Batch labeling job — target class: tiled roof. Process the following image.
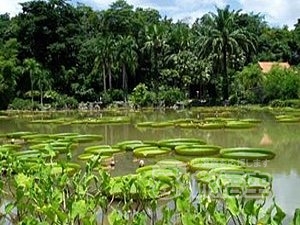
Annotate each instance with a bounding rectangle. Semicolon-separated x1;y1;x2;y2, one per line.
258;61;290;73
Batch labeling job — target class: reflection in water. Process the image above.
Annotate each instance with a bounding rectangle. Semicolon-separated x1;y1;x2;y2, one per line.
259;131;273;146
0;110;300;222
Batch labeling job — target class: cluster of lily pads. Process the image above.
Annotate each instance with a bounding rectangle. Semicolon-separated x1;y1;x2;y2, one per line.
136;117;261;129
29;116;131;125
0;128;294;225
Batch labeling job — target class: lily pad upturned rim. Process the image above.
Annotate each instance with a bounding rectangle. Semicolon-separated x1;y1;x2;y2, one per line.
220;147;276;161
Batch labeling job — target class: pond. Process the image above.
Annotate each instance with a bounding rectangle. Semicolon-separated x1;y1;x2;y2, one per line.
0;108;300;223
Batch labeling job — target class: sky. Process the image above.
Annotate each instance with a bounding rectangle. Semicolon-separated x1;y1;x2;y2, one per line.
0;0;299;29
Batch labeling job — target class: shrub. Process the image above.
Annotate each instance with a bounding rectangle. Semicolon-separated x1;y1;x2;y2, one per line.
157;87;185;107
52;94;78;109
232;64;264;104
270;99;300;108
129;83;156;107
9;98;39;110
264;66;300;102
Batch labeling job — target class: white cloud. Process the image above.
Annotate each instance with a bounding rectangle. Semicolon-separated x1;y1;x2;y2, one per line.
238;0;300;28
1;0;299;28
0;0;28;16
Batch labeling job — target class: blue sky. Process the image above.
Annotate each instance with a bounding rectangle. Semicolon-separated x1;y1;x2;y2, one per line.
1;0;300;28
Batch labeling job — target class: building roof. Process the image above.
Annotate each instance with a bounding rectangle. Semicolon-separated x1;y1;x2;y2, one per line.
258;61;290;73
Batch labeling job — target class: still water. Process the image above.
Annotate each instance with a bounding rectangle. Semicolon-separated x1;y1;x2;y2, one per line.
0;109;300;222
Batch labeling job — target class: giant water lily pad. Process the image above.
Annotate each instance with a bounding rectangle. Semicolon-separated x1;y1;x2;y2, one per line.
6;131;36;139
175;145;221;156
225;121;256;129
133;146;171;158
117;140;145;151
65;134;103;143
189;157;244;172
220;147;275;161
84;145;122;155
196;167;272;197
158;138;206;149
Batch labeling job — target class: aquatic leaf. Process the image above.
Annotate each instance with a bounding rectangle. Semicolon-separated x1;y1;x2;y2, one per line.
226;196;239;216
176;197;188;212
15;173;33;189
293;208;300;225
108;210;124;225
273;204;286;224
244;199;256;216
214;212;227;225
5;202;14;214
71;200;87;219
181;213;195;225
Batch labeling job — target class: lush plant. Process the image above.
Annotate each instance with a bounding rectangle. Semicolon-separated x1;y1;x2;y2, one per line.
157;86;186;107
232;64;264;104
264;66;300;102
270;99;300;108
0;135;296;225
52;94;79;110
129;83;156;107
8;98;39;110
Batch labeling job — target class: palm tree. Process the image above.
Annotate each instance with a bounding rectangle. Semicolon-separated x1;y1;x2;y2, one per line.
23;58;42;109
36;69;52;108
93;35;117;92
143;24;168;80
198;5;256;100
117;35;138;91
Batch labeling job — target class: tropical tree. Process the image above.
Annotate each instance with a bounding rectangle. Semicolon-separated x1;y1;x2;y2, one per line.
116;35;138;91
198;5;256;100
23;58;42;109
143;24;169;83
35;69;52;107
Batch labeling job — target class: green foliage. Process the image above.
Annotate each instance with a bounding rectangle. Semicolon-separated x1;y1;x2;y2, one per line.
263;66;300;102
129;83;155;107
270;99;300;108
9;98;39;110
232;64;264;104
52;94;79;110
0;0;299;108
157;86;185;106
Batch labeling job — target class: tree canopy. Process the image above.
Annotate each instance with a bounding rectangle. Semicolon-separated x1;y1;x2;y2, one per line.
0;0;300;109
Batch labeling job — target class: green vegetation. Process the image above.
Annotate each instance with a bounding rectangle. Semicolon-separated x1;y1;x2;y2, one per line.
0;0;300;110
0;108;300;224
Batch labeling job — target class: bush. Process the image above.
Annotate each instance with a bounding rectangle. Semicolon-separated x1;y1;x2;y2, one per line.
52;94;78;109
270;99;300;108
264;66;300;102
9;98;39;110
157;87;185;107
232;64;264;104
129;83;156;107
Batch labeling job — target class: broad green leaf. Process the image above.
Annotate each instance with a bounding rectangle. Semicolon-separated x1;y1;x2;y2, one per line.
5;202;14;214
176;197;189;212
226;197;240;216
273;204;286;224
181;213;195;225
71;200;87;219
293;208;300;225
244;199;256;215
15;173;33;188
214;212;227;225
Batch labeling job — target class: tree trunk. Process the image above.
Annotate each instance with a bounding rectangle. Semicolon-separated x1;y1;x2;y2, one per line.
108;64;112;90
40;89;43;108
122;63;127;91
102;64;106;93
30;72;34;110
222;46;228;100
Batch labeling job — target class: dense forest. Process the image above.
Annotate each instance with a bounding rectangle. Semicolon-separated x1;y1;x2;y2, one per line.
1;0;300;110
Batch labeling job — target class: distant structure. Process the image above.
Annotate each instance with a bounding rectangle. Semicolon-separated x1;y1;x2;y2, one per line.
258;61;290;73
260;133;273;146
